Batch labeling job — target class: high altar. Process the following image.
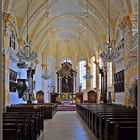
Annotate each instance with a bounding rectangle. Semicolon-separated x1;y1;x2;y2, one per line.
56;61;77;102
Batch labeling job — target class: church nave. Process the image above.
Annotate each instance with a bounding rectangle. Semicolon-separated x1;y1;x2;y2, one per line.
1;0;138;139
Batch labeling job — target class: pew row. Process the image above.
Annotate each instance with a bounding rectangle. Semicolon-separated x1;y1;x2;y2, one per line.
3;103;58;140
76;103;137;140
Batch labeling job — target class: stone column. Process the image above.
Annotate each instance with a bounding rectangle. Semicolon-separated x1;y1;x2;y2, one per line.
100;62;107;104
96;64;100;101
103;62;107;104
2;13;11;110
103;64;108;104
100;69;104;101
112;63;116;102
57;75;59;93
58;75;62;94
57;75;60;94
73;76;76;94
59;75;62;94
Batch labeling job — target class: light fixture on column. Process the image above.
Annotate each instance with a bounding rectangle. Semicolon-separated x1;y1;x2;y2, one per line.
41;68;51;80
16;0;37;62
83;64;93;80
99;0;119;62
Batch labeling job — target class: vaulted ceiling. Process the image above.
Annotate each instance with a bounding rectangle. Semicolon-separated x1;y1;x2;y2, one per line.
3;0;137;64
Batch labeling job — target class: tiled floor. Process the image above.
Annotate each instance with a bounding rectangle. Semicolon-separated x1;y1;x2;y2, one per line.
40;111;98;140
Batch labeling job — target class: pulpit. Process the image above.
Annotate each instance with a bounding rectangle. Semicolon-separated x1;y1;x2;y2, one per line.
36;90;45;103
87;90;97;103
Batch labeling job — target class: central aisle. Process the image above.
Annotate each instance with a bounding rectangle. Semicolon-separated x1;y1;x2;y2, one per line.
40;111;98;140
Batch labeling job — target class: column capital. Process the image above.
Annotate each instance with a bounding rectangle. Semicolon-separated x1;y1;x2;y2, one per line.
17;38;23;45
41;63;47;69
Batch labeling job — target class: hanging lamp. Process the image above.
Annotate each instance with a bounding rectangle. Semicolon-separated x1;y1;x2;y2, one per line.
83;0;93;80
16;0;38;62
41;8;52;80
99;0;119;62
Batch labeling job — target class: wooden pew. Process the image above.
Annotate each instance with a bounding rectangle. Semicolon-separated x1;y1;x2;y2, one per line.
101;117;137;140
6;105;44;140
6;105;44;134
3;112;36;140
98;113;137;139
3;128;22;140
114;121;137;140
3;118;29;140
95;112;136;137
76;103;137;140
3;123;22;140
20;103;58;119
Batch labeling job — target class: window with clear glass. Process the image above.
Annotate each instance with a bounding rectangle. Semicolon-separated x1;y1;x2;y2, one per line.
109;62;112;85
107;62;113;86
79;60;86;89
9;30;17;50
92;57;96;89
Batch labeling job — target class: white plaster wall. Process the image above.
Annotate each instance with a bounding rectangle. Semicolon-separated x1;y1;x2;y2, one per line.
45;55;57;102
115;48;125;72
114;48;125;105
35;64;42;92
9;59;26;105
35;54;43;92
114;92;124;105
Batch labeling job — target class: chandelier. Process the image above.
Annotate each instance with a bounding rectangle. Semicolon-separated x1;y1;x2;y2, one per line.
16;0;37;62
41;68;52;80
99;0;119;62
83;1;93;80
83;64;93;80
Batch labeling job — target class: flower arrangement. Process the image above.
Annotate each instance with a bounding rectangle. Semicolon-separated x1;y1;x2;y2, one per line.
31;94;36;101
75;98;81;104
56;97;61;103
61;93;73;99
68;94;72;99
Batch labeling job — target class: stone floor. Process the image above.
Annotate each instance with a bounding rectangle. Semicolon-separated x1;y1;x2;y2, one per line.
40;111;98;140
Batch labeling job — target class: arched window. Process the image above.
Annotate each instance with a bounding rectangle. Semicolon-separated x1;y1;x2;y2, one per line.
79;60;86;89
92;57;96;89
9;30;17;50
62;58;72;64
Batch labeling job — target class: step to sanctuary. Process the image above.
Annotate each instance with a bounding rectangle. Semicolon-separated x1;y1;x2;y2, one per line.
57;103;77;111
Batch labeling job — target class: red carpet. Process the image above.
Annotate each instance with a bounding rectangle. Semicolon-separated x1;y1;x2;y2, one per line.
57;103;76;111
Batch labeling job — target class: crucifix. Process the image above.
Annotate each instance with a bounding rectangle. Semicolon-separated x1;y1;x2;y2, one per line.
65;75;68;84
